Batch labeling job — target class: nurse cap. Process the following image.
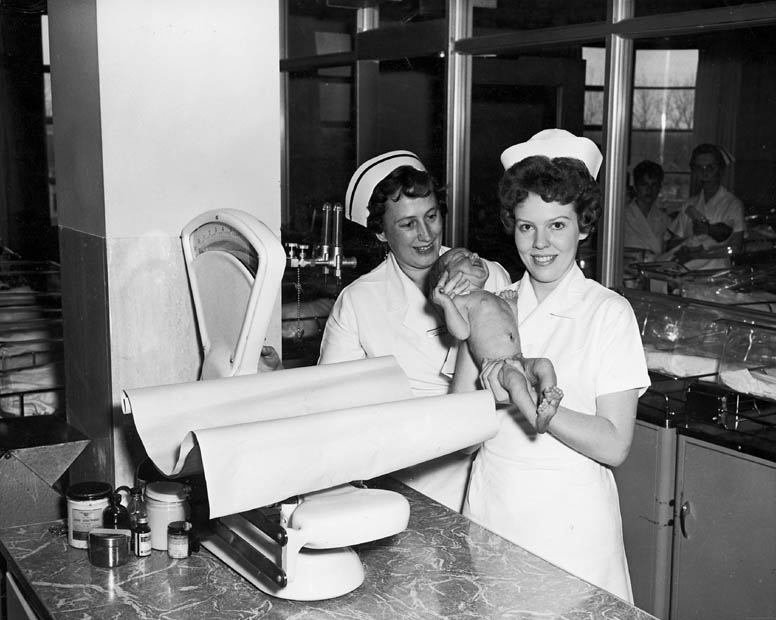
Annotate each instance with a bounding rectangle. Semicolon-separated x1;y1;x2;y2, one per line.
345;150;427;227
500;128;603;178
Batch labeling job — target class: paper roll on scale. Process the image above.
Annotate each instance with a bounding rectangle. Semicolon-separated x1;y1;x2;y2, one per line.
123;356;497;518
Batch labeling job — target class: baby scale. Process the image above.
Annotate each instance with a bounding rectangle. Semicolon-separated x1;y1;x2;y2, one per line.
179;209;411;600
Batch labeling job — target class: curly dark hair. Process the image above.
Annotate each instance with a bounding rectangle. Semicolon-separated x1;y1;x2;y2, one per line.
690;143;726;170
498;155;601;236
366;166;447;235
633;160;664;184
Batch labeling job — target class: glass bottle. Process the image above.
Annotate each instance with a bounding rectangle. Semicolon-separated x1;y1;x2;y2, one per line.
126;486;147;530
102;491;131;530
132;515;152;557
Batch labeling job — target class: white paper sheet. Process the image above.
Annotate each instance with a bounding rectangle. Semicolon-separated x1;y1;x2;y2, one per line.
122;356;498;518
645;347;719;379
122;356;411;475
719;367;776;402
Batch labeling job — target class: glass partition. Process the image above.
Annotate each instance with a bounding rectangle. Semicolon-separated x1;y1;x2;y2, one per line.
467;45;600;281
635;0;765;17
623;26;776;304
286;2;354;58
378;0;445;26
473;0;605;35
286;66;356;241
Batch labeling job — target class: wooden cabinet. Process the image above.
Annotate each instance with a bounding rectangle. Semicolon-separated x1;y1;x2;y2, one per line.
670;435;776;620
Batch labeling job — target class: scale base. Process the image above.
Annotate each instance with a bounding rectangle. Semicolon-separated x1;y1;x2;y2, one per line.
201;533;365;601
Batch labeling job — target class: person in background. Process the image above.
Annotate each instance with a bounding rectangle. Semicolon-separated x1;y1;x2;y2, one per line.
457;129;650;602
318;151;511;512
666;143;745;270
623;160;674;262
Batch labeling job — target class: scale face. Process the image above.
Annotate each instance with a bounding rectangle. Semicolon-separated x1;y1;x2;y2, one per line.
181;210;286;379
187;221;259;277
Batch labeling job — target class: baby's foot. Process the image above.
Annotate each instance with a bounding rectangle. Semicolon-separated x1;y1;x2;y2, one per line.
536;386;564;433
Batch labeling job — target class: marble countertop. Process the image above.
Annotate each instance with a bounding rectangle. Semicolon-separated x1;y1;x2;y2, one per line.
1;478;657;620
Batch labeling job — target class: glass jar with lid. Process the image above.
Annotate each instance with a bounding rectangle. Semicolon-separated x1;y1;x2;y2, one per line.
144;481;190;550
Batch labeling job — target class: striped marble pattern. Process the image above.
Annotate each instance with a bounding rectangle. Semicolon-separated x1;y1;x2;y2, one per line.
0;478;657;620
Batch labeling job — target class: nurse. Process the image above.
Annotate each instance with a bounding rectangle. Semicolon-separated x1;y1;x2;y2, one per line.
623;160;673;261
666;143;745;270
318;150;510;512
461;129;650;602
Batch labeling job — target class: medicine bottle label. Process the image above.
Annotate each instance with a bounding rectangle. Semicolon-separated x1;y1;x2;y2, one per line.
70;507;104;545
134;531;152;557
167;526;190;559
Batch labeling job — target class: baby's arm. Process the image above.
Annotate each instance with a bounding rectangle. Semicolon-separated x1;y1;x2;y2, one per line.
431;271;472;340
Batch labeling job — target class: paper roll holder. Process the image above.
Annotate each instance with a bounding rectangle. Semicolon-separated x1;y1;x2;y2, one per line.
178;210;412;599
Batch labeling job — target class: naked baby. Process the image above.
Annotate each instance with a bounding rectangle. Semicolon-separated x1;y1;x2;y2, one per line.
429;248;563;432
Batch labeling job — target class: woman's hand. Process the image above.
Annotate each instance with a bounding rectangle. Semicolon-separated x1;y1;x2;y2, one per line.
478;357;511;403
480;358;535;405
258;345;283;372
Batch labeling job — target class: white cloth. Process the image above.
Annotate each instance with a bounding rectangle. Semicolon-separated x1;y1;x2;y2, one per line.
319;248;511;511
668;186;745;270
464;265;650;602
623;198;672;258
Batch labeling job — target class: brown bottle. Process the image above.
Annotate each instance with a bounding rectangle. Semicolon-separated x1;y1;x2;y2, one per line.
102;491;131;530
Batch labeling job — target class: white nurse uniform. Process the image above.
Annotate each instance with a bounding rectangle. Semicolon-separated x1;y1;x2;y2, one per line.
464;264;650;601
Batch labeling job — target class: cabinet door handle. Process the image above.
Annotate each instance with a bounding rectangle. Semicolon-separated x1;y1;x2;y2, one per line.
679;500;691;538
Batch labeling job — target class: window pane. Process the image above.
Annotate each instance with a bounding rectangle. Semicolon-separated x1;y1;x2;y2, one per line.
285;56;446;271
374;56;447;181
473;0;605;34
636;0;767;17
583;47;605;87
468;46;599;282
284;55;445;367
286;2;354;58
379;0;445;26
623;26;776;303
287;67;356;235
43;72;52;119
41;15;49;65
585;90;604;126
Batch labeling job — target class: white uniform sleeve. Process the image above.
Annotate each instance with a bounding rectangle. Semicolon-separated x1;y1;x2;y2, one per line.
483;259;511;292
317;289;367;364
726;196;746;234
592;298;650;398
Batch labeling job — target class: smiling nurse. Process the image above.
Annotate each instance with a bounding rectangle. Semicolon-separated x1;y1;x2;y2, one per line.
318;151;510;512
459;130;651;602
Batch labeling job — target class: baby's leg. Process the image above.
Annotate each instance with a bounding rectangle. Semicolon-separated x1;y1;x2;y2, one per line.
499;359;530;398
523;357;563;433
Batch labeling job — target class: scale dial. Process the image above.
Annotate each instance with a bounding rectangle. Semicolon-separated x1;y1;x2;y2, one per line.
187;220;259;276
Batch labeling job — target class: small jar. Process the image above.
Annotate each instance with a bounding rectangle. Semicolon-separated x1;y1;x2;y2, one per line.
66;482;112;549
145;481;189;550
167;521;192;559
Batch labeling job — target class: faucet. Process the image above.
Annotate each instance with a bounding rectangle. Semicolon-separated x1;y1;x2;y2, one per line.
285;202;357;287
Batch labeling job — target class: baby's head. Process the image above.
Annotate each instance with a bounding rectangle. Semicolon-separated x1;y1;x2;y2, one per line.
428;248;489;296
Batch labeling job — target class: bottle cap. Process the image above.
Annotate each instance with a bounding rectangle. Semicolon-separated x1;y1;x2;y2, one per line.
145;481;188;502
66;481;112;501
